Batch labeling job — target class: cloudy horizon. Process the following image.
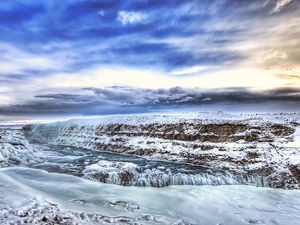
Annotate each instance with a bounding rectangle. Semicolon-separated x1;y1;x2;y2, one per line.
0;0;299;118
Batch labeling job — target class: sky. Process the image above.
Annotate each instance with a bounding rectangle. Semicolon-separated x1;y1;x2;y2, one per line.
0;0;300;118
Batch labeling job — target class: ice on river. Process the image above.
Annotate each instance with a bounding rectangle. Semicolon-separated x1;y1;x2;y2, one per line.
1;167;300;225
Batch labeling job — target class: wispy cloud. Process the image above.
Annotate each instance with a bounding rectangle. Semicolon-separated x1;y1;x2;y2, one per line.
0;43;66;74
170;66;209;76
271;0;294;13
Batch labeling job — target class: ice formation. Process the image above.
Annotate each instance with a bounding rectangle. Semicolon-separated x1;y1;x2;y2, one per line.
83;160;238;187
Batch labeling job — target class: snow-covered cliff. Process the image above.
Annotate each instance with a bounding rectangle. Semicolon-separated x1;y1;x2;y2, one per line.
26;112;300;188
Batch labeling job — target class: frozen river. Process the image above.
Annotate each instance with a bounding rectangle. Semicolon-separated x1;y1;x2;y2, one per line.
1;167;300;225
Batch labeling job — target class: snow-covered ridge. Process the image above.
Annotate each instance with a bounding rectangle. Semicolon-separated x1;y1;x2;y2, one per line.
27;111;300;126
26;112;300;188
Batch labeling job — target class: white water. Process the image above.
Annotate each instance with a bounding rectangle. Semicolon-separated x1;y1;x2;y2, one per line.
1;167;300;225
83;160;238;187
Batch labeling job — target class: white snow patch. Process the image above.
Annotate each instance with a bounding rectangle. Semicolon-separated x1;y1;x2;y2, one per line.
285;127;300;147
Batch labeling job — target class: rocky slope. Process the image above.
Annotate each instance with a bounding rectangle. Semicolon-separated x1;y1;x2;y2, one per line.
25;112;300;188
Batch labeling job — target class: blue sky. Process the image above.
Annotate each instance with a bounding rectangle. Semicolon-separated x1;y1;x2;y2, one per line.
0;0;300;117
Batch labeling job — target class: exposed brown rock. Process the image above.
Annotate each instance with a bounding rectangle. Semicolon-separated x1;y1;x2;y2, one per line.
289;165;300;184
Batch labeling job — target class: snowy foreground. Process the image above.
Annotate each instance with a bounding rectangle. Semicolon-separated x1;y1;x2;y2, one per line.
26;112;300;189
1;167;300;225
1;112;300;224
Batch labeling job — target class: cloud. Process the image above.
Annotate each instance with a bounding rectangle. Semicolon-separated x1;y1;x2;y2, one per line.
271;0;293;13
170;66;209;76
1;86;300;116
117;11;147;25
0;43;66;74
0;0;300;117
1;64;297;110
1;0;299;74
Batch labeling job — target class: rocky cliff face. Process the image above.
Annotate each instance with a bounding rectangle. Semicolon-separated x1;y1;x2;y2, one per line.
0;126;37;166
25;112;300;188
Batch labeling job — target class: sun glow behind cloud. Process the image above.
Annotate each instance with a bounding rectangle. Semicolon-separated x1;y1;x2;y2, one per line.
15;66;299;102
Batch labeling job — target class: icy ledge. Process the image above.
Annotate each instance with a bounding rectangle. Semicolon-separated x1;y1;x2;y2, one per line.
26;112;300;189
83;160;238;187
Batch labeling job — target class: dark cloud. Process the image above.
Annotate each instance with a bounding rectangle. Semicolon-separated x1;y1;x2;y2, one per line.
35;94;95;103
1;86;300;116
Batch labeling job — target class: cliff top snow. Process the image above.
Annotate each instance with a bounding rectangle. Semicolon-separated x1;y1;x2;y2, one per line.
34;111;300;127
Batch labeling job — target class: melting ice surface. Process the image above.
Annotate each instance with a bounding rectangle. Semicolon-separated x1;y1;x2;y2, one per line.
1;167;300;225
